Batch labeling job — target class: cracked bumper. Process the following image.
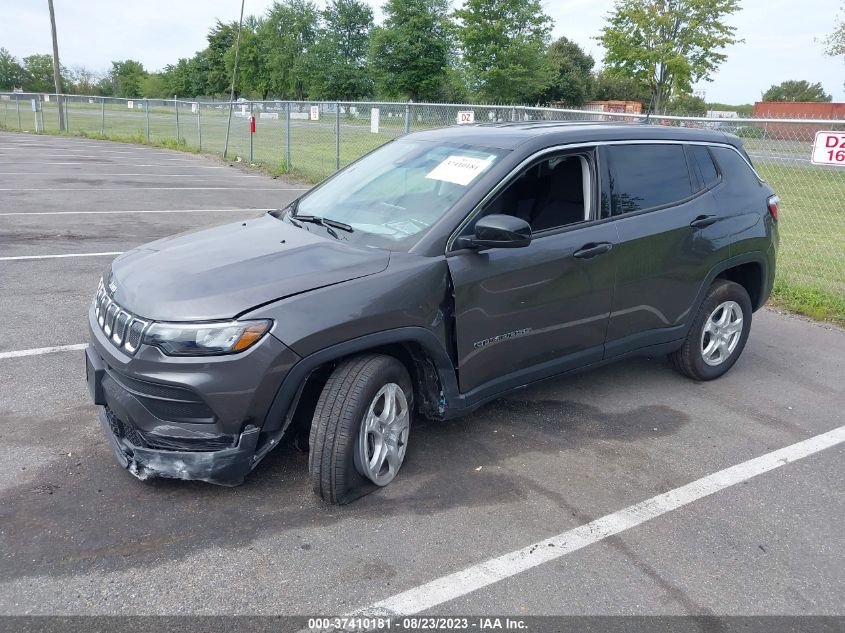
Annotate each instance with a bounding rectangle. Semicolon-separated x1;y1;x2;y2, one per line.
98;407;260;486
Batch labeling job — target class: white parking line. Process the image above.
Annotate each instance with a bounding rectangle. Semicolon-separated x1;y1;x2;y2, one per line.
7;162;227;167
0;252;122;261
0;208;273;216
0;187;305;191
354;425;845;616
0;172;261;178
0;343;88;360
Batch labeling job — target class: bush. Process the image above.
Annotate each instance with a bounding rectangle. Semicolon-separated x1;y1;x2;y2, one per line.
734;126;764;139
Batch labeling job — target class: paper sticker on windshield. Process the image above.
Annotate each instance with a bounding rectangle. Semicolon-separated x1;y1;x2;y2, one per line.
426;155;493;186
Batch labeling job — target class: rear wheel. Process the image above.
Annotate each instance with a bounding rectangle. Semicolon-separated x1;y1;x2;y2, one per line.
308;354;413;504
670;279;752;381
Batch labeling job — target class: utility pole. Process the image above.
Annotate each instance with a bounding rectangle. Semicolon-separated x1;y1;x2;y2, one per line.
223;0;246;159
47;0;65;131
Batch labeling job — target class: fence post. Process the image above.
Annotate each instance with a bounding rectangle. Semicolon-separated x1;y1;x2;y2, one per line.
335;102;341;171
285;101;291;171
197;103;202;151
63;96;69;131
404;102;411;133
175;96;180;143
16;96;21;130
145;99;150;141
249;102;254;162
100;97;105;135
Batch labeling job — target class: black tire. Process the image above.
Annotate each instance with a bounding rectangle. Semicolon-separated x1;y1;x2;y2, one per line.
308;354;413;505
669;279;752;381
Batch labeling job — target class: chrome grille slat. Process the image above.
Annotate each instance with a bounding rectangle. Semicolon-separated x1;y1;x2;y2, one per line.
112;311;130;345
104;304;119;336
93;283;148;356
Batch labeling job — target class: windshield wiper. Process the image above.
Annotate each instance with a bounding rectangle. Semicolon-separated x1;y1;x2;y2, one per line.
294;214;354;234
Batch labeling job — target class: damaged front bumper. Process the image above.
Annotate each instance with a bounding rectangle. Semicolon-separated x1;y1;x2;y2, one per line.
85;304;301;486
98;407;260;486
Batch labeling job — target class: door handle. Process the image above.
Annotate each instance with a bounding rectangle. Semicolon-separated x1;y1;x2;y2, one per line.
573;242;613;259
690;215;720;228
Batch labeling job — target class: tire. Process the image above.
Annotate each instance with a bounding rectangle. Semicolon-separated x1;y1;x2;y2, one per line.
669;279;752;381
308;354;413;505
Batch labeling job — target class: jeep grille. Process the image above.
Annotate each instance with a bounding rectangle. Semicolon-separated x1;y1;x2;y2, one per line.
93;280;149;355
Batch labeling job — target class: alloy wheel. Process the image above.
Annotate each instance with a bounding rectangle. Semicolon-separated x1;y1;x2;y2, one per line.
355;383;410;486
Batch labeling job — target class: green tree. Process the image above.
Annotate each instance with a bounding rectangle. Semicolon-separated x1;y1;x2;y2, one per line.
22;54;56;92
453;0;554;104
260;0;320;100
369;0;453;101
598;0;741;113
141;73;170;98
94;76;114;96
542;36;594;106
669;93;707;115
110;60;147;97
308;0;374;99
227;17;272;98
164;56;209;98
762;80;832;102
204;20;239;95
591;69;651;105
0;48;26;90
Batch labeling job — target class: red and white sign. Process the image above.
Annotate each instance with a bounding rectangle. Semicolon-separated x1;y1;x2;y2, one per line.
457;110;475;125
309;105;320;121
811;131;845;166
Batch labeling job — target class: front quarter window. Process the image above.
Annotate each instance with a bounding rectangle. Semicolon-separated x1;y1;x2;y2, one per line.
277;140;506;250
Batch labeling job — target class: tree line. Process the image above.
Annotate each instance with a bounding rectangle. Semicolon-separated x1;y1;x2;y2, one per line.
0;0;840;111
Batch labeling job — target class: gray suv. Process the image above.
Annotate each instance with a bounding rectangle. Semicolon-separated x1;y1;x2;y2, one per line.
85;122;779;503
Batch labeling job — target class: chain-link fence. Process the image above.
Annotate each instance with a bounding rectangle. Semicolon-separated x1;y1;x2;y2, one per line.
1;91;843;304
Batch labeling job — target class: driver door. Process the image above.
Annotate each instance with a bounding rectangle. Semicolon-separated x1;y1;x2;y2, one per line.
446;148;617;395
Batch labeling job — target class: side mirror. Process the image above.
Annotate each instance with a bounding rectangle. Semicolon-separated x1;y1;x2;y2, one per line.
460;214;532;250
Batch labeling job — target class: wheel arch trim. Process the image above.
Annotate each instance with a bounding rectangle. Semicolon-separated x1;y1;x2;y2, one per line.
261;327;459;436
689;251;769;332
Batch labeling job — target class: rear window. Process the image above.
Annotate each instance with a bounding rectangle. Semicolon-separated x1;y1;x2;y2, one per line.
606;144;693;215
687;145;720;190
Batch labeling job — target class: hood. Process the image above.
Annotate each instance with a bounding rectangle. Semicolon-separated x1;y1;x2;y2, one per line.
109;214;390;321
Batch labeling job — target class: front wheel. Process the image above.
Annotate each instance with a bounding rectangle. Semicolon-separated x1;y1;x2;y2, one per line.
670;279;752;381
308;354;413;504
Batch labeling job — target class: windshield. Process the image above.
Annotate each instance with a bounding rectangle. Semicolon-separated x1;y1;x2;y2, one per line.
274;140;507;250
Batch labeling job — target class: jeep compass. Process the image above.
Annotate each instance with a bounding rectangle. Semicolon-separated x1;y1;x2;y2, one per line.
86;122;779;503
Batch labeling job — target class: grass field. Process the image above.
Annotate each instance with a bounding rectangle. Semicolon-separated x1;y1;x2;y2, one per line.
2;97;843;324
757;163;845;323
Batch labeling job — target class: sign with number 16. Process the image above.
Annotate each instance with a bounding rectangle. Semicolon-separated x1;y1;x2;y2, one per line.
812;131;845;166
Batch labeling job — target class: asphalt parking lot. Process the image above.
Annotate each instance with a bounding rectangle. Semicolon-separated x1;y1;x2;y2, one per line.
0;132;843;618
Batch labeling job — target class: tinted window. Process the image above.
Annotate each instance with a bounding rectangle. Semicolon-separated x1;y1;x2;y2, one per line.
607;144;693;215
688;145;719;190
474;152;590;233
710;146;761;189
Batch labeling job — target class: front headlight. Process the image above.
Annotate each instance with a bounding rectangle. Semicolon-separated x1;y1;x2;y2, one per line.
143;320;272;356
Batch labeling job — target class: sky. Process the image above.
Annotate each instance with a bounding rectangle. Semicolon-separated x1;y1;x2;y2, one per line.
1;0;842;103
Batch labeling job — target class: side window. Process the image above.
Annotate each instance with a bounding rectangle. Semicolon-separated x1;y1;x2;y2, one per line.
607;144;693;215
687;145;720;191
473;152;592;234
710;146;762;189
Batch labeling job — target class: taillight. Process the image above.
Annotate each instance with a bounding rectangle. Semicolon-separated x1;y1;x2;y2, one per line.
767;195;779;222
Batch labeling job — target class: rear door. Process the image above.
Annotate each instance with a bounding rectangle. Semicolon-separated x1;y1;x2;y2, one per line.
601;142;731;357
447;148;617;395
